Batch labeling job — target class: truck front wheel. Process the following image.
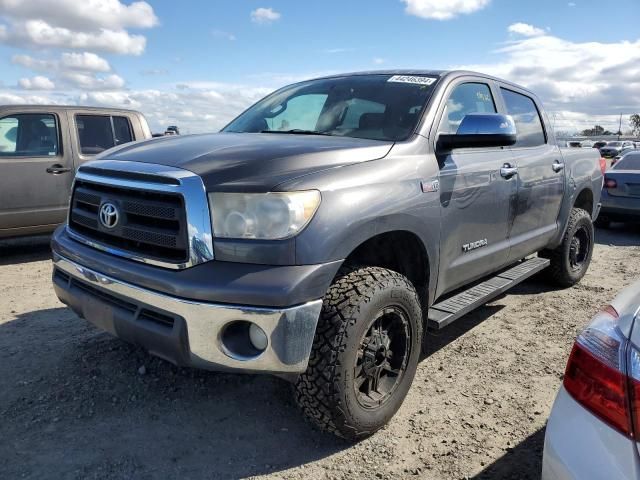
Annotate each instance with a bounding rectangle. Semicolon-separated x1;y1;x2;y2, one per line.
294;266;423;440
541;207;594;287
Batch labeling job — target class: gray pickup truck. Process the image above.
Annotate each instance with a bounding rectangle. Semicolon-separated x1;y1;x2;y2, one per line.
0;105;150;238
51;70;603;439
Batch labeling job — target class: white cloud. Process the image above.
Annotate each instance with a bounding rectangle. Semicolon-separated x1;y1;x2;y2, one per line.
0;0;158;31
0;0;157;54
0;82;272;134
81;84;272;133
60;52;110;72
251;7;281;24
16;19;147;55
508;22;546;37
61;72;124;90
18;75;55;90
140;68;168;76
456;26;640;133
0;91;55;104
402;0;491;20
211;29;236;41
322;47;354;54
373;57;386;65
12;54;55;71
11;52;116;90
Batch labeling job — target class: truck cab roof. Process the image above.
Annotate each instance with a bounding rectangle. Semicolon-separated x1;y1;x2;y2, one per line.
305;69;541;99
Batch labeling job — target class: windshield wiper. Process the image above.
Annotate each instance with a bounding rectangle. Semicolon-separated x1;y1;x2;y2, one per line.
261;129;334;136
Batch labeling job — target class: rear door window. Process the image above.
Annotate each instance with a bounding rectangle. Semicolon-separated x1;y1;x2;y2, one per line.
76;114;135;155
500;88;546;147
113;116;133;145
0;113;59;156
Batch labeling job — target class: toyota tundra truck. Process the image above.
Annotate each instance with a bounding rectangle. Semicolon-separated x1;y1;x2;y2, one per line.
51;70;604;440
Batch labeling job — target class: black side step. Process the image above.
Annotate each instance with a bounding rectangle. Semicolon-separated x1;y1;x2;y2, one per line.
427;257;550;330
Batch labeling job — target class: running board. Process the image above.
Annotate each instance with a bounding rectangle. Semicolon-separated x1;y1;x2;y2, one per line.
427;257;550;330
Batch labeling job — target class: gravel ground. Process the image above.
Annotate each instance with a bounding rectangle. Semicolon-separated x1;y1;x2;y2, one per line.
1;225;639;480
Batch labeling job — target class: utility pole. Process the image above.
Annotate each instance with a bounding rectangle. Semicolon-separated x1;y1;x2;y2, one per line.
618;113;623;139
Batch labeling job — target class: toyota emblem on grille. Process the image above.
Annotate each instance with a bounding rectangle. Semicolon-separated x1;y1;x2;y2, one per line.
99;202;119;229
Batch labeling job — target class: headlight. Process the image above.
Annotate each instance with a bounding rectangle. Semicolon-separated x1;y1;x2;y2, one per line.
209;191;321;240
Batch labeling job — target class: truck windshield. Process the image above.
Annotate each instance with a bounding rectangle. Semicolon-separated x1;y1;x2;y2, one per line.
223;74;439;142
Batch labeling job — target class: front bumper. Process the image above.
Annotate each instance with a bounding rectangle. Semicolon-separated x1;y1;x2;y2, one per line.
52;253;323;375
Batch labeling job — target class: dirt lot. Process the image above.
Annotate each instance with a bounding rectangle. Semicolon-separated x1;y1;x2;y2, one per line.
1;226;639;480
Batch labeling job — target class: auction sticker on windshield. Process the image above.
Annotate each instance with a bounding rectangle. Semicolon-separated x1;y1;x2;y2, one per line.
387;75;437;86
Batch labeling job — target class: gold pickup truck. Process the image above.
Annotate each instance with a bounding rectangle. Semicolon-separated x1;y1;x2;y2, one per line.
0;105;150;238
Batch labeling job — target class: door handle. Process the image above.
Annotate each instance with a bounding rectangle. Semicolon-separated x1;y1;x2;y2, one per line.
500;163;518;179
46;164;71;175
552;161;565;173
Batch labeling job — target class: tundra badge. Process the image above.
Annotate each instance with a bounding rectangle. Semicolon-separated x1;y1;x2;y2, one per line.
462;239;488;252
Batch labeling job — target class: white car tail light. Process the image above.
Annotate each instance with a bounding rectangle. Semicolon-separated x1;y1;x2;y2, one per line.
563;305;636;436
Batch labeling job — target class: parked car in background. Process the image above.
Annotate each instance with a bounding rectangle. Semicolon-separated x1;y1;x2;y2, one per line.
600;140;636;159
580;140;594;148
51;70;603;439
592;140;608;150
166;125;180;135
596;151;640;227
0;105;151;238
611;147;637;166
542;279;640;480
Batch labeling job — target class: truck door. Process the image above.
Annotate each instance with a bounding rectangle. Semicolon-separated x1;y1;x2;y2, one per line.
0;111;72;233
434;80;517;296
499;87;564;260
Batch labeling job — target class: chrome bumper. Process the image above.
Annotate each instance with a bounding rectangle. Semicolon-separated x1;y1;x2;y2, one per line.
52;253;322;374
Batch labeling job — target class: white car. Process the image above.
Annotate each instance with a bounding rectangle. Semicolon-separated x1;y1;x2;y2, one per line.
543;279;640;479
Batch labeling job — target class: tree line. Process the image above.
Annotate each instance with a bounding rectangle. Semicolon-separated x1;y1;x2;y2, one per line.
580;114;640;137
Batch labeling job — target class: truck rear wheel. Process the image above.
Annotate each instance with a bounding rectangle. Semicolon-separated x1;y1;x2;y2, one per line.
541;207;594;287
294;266;423;440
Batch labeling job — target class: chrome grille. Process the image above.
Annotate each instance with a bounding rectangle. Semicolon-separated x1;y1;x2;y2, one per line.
70;180;188;262
66;160;214;269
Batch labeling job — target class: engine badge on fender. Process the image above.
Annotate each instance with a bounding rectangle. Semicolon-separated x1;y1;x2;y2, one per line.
421;180;440;193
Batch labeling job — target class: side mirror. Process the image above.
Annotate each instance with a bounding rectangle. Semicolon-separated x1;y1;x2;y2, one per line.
437;113;517;151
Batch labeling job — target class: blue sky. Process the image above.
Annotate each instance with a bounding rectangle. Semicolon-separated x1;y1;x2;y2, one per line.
1;0;639;133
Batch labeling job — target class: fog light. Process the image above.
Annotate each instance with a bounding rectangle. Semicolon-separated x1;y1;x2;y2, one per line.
249;323;268;351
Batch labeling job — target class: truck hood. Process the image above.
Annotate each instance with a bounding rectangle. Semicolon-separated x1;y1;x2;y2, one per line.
100;132;394;191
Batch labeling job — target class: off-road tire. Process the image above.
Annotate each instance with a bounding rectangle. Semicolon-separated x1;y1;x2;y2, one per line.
541;207;594;287
294;266;423;441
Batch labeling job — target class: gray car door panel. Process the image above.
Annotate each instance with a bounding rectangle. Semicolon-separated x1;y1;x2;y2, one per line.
0;111;73;230
437;148;516;296
433;79;516;297
507;144;564;258
500;87;564;260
